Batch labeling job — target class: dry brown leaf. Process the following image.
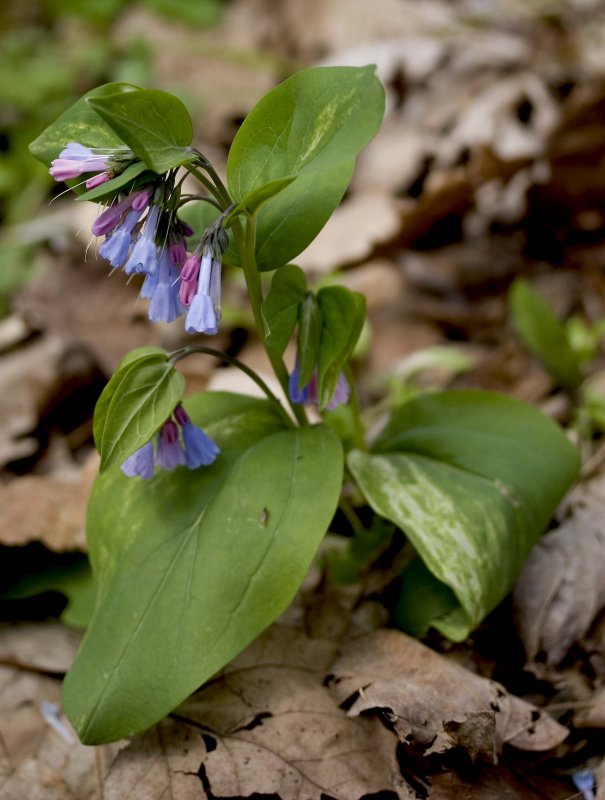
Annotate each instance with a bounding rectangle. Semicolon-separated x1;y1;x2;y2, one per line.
329;630;568;761
0;623;81;674
0;453;98;551
0;336;67;467
296;194;402;275
0;664;119;800
104;625;414;799
575;686;605;729
514;472;605;665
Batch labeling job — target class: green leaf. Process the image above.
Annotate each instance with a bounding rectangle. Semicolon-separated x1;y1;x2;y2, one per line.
29;82;138;167
261;264;307;354
316;286;365;409
240;176;297;215
227;65;385;270
297;293;322;389
510;278;583;390
348;390;580;641
63;393;343;743
76;161;151;202
93;347;169;454
94;355;185;473
87;88;195;173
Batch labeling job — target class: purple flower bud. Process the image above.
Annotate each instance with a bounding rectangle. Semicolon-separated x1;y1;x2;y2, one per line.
180;254;200;282
288;356;349;410
155;420;185;470
85;172;110;190
288;359;311;405
121;440;154;479
131;188;152;212
182;222;194;237
179;279;198;307
92;195;135;237
169;240;187;266
49;159;87;181
50;142;110;182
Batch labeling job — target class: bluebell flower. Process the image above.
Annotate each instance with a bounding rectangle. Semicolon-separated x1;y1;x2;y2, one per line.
175;405;220;467
184;251;219;335
288;357;349;410
155;420;186;470
121;440;155;479
124;205;161;276
99;209;144;269
147;249;184;323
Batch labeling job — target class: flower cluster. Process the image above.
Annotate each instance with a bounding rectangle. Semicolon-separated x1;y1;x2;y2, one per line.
121;405;219;480
49;142;228;335
288;358;350;410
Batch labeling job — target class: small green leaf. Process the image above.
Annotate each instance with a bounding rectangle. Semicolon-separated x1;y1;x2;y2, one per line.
95;355;185;472
261;264;307;354
316;286;365;409
240;176;297;215
510;278;583;390
76;161;151;202
93;347;170;455
88;88;195;173
63;393;343;743
348;390;580;641
29;82;138;167
227;66;385;270
297;293;322;389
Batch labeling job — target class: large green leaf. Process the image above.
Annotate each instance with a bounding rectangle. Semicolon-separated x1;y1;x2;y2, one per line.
87;88;195;173
63;393;343;743
227;66;385;270
510;278;583;390
29;82;138;167
94;354;185;472
348;390;580;641
261;264;307;354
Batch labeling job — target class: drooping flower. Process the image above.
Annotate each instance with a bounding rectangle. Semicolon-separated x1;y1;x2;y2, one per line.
288;357;350;410
174;405;219;467
119;405;219;479
98;208;145;269
147;249;184;323
121;440;155;479
184;251;221;335
155;420;186;470
124;204;161;276
49;142;109;181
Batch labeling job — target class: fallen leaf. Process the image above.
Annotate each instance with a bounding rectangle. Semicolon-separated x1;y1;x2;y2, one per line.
0;663;120;800
0;336;66;467
513;472;605;665
296;194;402;275
329;629;568;761
0;623;81;674
575;686;605;729
0;453;98;551
104;625;414;799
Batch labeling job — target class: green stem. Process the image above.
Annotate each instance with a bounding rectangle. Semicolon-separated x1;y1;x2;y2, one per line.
338;494;366;537
185;166;226;207
169;345;292;427
231;215;308;426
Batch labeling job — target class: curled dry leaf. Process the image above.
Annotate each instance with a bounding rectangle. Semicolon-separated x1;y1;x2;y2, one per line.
329;629;568;761
104;625;414;800
514;472;605;665
0;623;81;674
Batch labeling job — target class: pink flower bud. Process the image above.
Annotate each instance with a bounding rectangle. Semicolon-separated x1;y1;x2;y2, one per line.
174;405;190;426
132;188;152;212
85;172;110;190
180;255;200;283
179;278;198;306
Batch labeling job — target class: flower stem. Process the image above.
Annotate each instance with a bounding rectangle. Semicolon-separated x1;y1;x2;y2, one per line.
231;214;308;426
169;345;293;427
344;363;366;450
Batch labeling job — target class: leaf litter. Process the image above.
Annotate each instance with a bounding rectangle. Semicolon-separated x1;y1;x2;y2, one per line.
4;0;605;796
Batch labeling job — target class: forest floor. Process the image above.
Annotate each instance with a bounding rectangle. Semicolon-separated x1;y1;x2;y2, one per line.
1;1;605;797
